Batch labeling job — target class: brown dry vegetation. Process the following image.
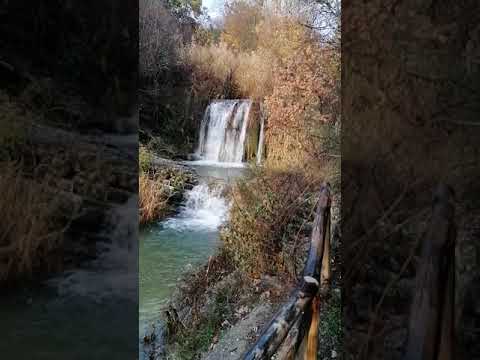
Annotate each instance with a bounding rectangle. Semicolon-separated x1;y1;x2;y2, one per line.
0;162;67;282
139;146;197;225
222;168;322;279
157;1;341;357
265;44;339;170
185;5;340;176
0;96;67;282
139;172;170;225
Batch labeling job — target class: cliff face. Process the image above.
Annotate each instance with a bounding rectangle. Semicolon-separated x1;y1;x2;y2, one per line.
342;1;480;359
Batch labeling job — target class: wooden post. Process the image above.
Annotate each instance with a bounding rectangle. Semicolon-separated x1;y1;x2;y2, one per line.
305;295;320;360
320;211;331;292
437;219;455;360
242;184;331;360
242;279;318;360
404;184;455;360
275;311;309;360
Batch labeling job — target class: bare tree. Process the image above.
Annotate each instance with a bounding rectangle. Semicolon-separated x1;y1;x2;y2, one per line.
139;0;182;79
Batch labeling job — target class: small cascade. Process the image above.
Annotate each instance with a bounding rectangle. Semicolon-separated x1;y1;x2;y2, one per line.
163;182;228;231
256;113;265;165
196;100;255;164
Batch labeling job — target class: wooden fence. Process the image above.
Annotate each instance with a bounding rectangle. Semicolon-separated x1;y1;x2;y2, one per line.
404;183;455;360
242;182;332;360
242;182;456;360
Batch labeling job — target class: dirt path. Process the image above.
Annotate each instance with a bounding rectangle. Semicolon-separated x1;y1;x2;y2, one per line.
201;303;274;360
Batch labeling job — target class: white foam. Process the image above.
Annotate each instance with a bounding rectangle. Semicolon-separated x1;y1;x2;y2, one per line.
163;183;229;231
196;100;252;164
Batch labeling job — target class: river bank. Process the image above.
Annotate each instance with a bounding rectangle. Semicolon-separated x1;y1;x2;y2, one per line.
138;158;342;359
139;159;248;360
156;190;342;360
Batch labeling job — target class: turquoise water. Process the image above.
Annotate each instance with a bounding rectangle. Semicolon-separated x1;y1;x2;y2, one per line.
139;223;220;330
139;163;246;358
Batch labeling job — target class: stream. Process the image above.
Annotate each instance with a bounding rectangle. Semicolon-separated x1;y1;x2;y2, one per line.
139;163;246;358
0;196;138;360
139;98;261;357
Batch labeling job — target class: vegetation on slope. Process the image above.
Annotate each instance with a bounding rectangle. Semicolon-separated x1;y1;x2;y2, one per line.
151;1;341;358
139;146;197;225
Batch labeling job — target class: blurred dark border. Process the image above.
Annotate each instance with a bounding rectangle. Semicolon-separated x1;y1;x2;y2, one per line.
0;1;138;359
342;1;480;359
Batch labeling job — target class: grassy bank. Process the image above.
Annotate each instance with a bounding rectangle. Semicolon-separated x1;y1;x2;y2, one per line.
139;145;196;226
161;165;341;359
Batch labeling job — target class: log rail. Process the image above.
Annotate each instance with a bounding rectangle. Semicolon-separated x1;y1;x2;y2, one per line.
403;184;455;360
242;182;456;360
242;183;332;360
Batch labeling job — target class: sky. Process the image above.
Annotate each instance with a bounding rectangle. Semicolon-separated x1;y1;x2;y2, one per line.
202;0;225;20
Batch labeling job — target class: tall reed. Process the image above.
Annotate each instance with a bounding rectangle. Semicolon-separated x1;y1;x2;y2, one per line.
0;162;65;281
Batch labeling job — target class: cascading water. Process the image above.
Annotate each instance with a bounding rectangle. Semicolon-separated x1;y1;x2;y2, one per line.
163;182;228;231
139;173;236;359
196;100;253;164
256;114;265;165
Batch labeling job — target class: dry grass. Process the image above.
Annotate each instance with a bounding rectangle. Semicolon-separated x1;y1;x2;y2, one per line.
0;162;66;282
139;172;170;225
235;49;274;100
185;42;239;100
221;168;321;278
185;42;274;100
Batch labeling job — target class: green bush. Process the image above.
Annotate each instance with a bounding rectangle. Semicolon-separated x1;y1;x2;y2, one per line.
139;145;153;173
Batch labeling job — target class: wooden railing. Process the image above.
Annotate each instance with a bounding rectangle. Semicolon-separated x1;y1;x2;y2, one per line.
404;183;455;360
242;183;332;360
242;182;456;360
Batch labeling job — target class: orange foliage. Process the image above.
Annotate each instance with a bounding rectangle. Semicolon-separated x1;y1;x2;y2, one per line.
264;43;340;168
221;0;263;51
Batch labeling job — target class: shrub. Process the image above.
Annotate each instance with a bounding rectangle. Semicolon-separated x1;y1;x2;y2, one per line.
0;92;27;160
264;43;340;171
139;162;196;225
221;0;263;51
256;15;309;62
318;289;342;357
174;285;236;358
139;145;153;173
186;42;239;99
221;168;319;278
234;49;274;100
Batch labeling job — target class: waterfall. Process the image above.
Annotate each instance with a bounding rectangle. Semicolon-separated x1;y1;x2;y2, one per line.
256;113;265;165
196;100;252;164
